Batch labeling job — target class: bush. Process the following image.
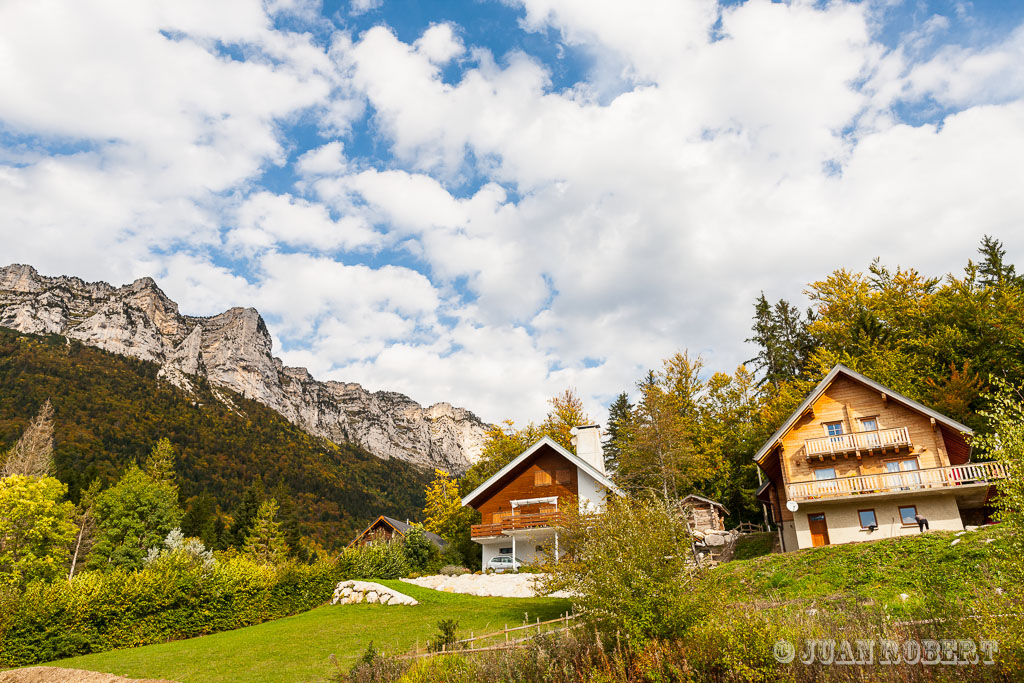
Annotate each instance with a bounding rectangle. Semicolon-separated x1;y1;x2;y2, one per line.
539;495;711;647
339;541;409;580
402;525;440;573
439;565;470;576
0;556;343;667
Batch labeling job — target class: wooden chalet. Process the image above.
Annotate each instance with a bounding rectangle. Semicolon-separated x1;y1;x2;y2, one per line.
754;364;1007;551
460;425;623;568
348;515;447;550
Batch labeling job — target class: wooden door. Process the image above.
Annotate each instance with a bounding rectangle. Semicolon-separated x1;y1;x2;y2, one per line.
808;513;830;547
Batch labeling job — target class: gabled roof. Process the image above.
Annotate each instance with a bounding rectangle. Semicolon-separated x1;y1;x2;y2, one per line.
348;514;447;549
461;436;624;507
681;494;729;515
753;364;974;464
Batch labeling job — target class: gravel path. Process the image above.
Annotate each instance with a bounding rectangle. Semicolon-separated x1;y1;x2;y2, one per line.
401;573;569;598
0;668;176;683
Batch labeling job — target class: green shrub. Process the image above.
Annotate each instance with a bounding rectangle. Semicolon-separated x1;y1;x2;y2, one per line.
340;541;410;580
0;556;343;667
402;525;439;573
438;565;469;576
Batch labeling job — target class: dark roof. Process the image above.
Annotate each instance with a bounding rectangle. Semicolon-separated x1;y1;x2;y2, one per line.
681;494;729;515
349;515;448;549
381;516;448;548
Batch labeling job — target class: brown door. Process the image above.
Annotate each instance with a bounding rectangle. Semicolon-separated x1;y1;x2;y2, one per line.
808;513;830;547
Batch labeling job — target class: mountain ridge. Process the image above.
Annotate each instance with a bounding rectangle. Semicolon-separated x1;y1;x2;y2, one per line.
0;264;488;472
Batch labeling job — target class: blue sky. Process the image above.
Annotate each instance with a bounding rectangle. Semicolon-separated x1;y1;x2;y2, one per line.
2;0;1023;425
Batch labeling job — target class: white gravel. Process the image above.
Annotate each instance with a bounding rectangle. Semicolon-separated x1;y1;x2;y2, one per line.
401;573;570;598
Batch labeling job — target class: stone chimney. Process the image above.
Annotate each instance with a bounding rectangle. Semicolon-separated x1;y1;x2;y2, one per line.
571;424;604;475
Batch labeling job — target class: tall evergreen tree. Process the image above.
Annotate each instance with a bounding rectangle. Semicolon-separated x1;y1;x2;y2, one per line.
224;479;265;549
242;499;289;565
603;392;633;474
747;293;815;387
143;438;176;486
977;235;1019;289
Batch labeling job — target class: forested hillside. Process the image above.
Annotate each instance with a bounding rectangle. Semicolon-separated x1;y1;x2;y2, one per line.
0;328;431;549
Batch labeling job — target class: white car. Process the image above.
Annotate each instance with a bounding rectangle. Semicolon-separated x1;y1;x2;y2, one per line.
486;555;523;572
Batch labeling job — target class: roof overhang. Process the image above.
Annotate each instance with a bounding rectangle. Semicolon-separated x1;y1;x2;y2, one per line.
461;436;624;508
752;364;974;465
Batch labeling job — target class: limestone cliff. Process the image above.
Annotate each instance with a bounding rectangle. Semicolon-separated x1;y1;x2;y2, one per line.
0;264;488;471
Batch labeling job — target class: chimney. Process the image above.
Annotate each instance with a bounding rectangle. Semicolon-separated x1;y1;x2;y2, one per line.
571;424;605;475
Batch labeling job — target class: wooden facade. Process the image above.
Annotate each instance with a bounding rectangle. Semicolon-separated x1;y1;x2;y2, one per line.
754;365;1005;550
467;443;579;538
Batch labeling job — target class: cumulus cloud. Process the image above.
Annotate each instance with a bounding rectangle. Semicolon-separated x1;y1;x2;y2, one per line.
2;0;1024;426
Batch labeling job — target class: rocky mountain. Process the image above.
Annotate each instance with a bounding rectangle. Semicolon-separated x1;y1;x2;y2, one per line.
0;264;489;471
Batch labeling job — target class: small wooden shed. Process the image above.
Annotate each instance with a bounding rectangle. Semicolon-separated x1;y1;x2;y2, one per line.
347;515;447;550
682;494;729;533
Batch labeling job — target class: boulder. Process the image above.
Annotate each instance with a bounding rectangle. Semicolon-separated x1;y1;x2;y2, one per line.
704;534;726;547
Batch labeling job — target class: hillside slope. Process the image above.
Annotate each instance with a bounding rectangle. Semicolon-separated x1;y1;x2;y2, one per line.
0;264;488;471
0;327;431;546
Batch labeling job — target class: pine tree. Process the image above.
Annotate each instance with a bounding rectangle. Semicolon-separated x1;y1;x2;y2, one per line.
977;235;1019;289
1;400;55;478
603;392;633;474
746;293;815;387
143;438;176;486
242;499;289;565
224;479;265;549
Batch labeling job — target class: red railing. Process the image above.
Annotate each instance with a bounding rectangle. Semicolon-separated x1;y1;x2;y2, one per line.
470;511;564;538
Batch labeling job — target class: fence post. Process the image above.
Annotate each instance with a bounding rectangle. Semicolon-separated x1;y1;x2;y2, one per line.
505;625;508;643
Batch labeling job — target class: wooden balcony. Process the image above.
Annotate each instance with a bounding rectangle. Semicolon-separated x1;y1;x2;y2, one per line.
787;461;1008;502
805;426;911;459
471;511;564;538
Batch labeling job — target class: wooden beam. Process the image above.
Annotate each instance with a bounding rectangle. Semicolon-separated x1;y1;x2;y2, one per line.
881;392;888;405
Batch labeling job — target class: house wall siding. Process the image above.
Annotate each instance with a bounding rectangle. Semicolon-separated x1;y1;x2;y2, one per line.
474;449;580;522
793;494;963;548
781;376;951;485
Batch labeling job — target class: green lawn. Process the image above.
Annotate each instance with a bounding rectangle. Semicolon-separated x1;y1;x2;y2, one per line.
39;582;570;683
714;525;1011;611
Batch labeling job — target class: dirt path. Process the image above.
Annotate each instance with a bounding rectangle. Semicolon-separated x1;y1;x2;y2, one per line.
0;667;177;683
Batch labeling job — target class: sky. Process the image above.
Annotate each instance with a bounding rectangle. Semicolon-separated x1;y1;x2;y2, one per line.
1;0;1023;427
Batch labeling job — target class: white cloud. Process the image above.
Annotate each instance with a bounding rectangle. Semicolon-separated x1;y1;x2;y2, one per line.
3;0;1024;429
349;0;382;16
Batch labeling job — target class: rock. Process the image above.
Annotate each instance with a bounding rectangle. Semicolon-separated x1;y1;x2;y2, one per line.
704;534;726;547
995;587;1004;595
332;580;418;606
899;593;909;602
955;531;966;537
965;525;978;532
0;264;490;471
951;538;961;546
985;539;995;544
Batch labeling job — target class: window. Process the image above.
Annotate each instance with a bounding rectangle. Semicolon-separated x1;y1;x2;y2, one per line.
814;467;836;480
824;421;844;437
899;505;918;526
886;458;921;488
859;417;878;431
499;547;512;555
858;509;877;529
813;466;837;493
535;470;552;486
556;469;572;485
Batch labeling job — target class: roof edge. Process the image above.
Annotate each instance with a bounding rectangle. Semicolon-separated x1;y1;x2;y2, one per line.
752;364;975;464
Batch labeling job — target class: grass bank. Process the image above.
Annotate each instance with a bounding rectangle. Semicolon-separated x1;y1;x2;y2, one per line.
41;582;570;683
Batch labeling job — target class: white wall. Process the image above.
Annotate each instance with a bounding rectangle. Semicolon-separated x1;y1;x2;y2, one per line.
793;493;963;549
577;468;608;513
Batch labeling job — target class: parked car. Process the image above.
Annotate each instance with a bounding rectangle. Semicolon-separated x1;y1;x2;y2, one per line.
486;555;523;572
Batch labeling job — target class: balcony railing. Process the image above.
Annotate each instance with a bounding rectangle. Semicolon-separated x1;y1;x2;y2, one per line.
805;426;911;458
787;461;1008;502
470;511;563;538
